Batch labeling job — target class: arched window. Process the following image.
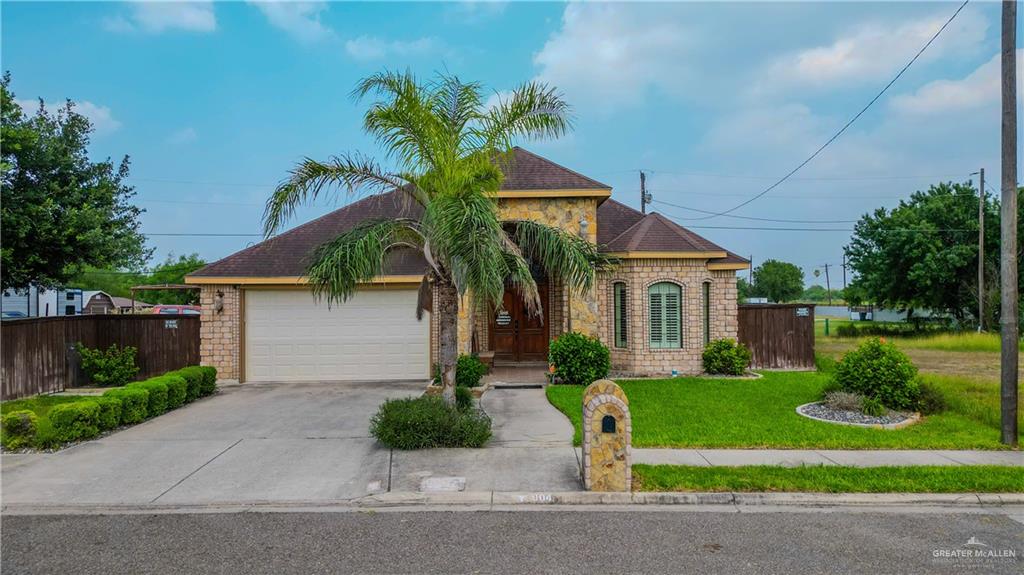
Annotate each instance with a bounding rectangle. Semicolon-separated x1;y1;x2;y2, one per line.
613;282;628;348
703;281;712;345
649;282;682;349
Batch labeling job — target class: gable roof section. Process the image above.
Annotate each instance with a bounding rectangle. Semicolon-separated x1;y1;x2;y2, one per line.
597;200;739;260
499;147;610;191
189;192;426;279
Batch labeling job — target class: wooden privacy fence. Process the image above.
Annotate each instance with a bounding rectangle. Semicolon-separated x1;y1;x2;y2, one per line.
1;315;199;400
737;304;815;370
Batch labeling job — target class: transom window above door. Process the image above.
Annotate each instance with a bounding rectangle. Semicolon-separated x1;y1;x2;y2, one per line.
649;282;682;349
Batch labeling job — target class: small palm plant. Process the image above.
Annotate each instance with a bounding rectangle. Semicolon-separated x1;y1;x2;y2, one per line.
263;71;615;404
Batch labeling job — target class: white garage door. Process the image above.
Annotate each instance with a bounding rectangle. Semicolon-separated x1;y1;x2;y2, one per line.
244;289;429;382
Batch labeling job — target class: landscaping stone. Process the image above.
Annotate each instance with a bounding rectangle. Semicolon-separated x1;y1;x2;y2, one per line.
796;401;920;429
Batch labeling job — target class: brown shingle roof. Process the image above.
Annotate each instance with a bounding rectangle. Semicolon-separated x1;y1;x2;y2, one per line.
709;251;751;267
190;151;738;279
499;147;610;190
597;201;726;254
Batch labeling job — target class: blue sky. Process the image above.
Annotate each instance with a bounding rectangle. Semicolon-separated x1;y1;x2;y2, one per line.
3;1;1020;286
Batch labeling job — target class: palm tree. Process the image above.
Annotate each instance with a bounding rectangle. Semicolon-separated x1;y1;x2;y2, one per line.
263;71;615;404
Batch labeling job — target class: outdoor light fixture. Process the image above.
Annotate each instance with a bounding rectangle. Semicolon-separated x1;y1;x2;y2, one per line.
213;290;224;314
579;217;589;239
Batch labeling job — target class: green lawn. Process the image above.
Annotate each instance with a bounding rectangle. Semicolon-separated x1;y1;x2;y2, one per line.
633;464;1024;493
545;372;1010;450
1;394;95;449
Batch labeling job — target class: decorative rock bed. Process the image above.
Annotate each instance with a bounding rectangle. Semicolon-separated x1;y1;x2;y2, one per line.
796;402;921;430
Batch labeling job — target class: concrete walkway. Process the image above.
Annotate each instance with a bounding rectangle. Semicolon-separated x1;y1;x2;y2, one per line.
633;448;1024;467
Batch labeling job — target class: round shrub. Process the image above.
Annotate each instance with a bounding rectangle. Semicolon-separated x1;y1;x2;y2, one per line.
433;355;489;388
49;401;101;443
832;337;919;410
369;396;491;449
93;396;122;431
702;339;753;376
75;342;139;387
103;387;148;424
548;332;610;386
197;366;218;395
127;380;168;417
1;410;38;450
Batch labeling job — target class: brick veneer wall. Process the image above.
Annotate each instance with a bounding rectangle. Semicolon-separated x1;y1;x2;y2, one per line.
198;285;240;381
596;260;738;376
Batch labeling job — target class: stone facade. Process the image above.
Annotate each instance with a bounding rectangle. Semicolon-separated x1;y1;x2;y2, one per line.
596;259;738;377
198;285;241;381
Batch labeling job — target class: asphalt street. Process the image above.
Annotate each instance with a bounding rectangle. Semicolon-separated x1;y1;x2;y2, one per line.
2;509;1022;574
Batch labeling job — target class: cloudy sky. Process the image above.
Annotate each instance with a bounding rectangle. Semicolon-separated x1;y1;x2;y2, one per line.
3;1;1020;286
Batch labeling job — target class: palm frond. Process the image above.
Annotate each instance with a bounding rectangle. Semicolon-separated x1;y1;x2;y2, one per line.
477;81;572;150
509;219;618;295
263;154;409;237
306;219;423;306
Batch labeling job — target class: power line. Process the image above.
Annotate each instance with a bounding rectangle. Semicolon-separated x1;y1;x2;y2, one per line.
679;0;972;221
144;233;261;237
613;169;967;182
651;199;858;224
658;211;976;233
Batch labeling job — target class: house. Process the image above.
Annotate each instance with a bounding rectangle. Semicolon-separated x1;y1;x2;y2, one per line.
185;148;749;382
1;286;83;317
82;291;154;314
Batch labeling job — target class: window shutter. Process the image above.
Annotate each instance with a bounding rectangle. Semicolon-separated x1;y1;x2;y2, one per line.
649;282;682;349
664;289;680;347
614;283;628;348
649;291;662;347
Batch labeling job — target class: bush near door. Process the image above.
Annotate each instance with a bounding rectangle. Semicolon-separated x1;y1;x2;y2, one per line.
549;332;610;386
432;354;489;388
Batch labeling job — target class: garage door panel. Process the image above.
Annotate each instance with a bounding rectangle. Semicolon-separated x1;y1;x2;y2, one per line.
244;289;428;382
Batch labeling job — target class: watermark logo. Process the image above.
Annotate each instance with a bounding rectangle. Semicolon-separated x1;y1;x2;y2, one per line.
932;536;1018;569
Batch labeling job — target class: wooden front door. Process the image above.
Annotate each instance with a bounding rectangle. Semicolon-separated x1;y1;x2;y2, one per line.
490;282;549;362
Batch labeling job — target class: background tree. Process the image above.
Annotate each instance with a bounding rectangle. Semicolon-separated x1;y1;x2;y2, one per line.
263;71;614;404
751;259;804;303
1;73;150;291
72;254;206;304
845;181;1021;325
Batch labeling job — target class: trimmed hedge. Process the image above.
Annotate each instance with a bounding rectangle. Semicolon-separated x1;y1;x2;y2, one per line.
1;410;38;450
128;380;169;417
103;387;149;424
49;401;101;442
93;396;123;431
156;375;189;409
172;366;217;399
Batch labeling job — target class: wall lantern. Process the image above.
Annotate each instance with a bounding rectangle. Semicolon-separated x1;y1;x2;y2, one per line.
213;290;225;314
579;217;589;239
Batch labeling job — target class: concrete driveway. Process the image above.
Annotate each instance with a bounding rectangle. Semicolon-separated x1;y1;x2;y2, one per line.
1;381;580;509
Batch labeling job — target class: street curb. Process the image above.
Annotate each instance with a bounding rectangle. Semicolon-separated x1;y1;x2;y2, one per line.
3;491;1023;515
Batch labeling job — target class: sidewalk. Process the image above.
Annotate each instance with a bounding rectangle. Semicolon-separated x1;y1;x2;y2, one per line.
632;448;1024;467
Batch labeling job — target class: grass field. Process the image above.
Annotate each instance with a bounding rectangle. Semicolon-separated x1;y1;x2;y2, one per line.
632;464;1024;493
545;372;1010;450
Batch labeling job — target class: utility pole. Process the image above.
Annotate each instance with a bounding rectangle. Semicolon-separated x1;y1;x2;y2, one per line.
1000;0;1018;447
823;263;832;306
640;171;648;214
841;254;848;290
978;167;985;332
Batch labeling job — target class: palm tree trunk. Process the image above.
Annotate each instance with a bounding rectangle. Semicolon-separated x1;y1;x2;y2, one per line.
436;279;459;406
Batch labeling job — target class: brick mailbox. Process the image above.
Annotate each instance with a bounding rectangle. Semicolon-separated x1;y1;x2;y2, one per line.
581;379;632;491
